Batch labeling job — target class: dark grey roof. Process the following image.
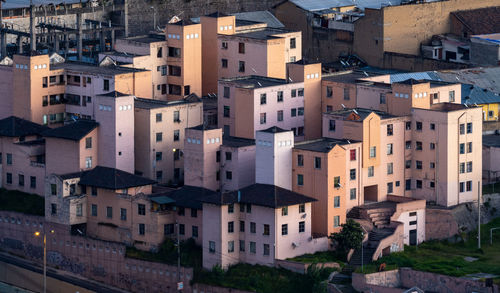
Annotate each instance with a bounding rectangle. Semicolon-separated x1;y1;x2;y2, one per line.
0;116;49;137
121;34;165;44
294;138;359;152
483;134;500;148
3;0;81;9
202;184;317;208
326;108;395;120
15;139;45;146
188;124;218;131
166;186;218;209
98;91;132;98
260;126;289;133
233;11;284;28
43;120;98;141
59;171;86;180
51;61;149;75
220;75;288;88
235;19;263;27
286;0;403;12
79;166;155;189
134;94;201;109
233;27;297;40
222;136;256;147
322;71;371;83
205;12;230;18
427;103;472;112
462;84;500;105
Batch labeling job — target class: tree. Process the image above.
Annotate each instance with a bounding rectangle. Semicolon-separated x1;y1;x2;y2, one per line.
329;219;363;256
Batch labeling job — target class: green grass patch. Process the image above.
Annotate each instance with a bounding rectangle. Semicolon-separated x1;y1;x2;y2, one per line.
0;188;44;216
126;238;202;268
287;251;344;266
194;263;334;293
356;217;500;283
483;182;500;195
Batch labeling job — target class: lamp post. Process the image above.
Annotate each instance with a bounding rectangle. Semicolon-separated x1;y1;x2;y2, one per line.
34;229;54;293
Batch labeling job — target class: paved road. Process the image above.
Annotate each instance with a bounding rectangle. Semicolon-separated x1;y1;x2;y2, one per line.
0;252;128;293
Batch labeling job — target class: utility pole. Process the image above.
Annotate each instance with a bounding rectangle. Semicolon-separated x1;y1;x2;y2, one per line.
176;220;183;291
478;181;481;250
30;0;36;52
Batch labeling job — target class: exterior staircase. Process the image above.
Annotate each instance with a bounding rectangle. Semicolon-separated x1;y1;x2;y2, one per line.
348;205;395;229
349;228;395;267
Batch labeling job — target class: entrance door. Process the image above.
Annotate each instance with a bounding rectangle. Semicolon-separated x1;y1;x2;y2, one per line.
409;229;417;245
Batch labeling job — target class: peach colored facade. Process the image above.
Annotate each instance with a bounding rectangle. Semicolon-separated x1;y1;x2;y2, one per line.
218;76;305;140
293;139;363;237
134;97;203;184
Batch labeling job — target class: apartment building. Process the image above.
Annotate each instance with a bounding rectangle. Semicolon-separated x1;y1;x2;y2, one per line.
183;125;256;192
323;109;408;203
218;76;305;140
0;116;48;196
201;184;328;269
164;20;202;100
134;95;203;184
292;138;362;236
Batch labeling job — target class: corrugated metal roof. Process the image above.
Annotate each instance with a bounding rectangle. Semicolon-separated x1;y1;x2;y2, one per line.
435;68;500;94
233;11;285;28
390;71;442;83
461;84;500;105
288;0;402;12
3;0;83;10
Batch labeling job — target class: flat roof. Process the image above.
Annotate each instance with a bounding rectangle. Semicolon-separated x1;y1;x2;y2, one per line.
427;103;472;112
322;71;371;84
220;75;288;88
232;27;297;40
223;136;256;148
51;61;148;75
326;108;396;120
294;138;359;152
134;95;201;109
121;34;165;44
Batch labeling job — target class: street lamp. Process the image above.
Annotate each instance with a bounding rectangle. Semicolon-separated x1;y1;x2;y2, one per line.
34;229;55;293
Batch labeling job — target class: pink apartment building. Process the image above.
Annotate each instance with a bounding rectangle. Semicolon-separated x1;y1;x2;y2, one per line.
134;95;203;184
0;116;48;196
483;134;500;183
218;76;305;140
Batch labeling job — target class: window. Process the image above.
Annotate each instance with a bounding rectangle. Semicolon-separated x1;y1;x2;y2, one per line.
6;173;12;184
221;58;228;68
416;180;422;189
164;224;174;235
282;207;288;216
277;110;284;121
466;180;472;191
250;242;256;254
314;157;321;169
387;143;393;155
368;166;374;177
138;204;146;215
387;124;393;136
239;221;245;232
75;204;83;217
156;171;163;180
191;208;198;218
156;152;162;161
405;179;411;190
350;188;356;200
387;163;393;174
178;207;185;216
179;224;185;235
6;153;12;165
209;241;215;253
326;86;333;98
416;161;422;170
334;176;340;188
297;154;304;166
406;160;411;169
467;161;472;173
120;208;127;221
264;224;270;235
238;61;245;72
239;240;245;251
460;124;465;135
106;207;113;219
228;241;234;253
406;141;412;150
291;89;297;97
228;221;234;233
460;162;465;174
430;181;435;188
460;182;465;192
18;174;24;186
290;37;296;49
192;226;199;238
416;141;422;151
282;224;288;235
43;77;48;88
489;110;494;118
299;204;305;213
155;113;162;123
406;121;411;130
228;204;234;214
247;204;252;213
298;107;304;116
103;79;109;91
430;162;435;169
343;88;350;100
51;203;57;215
276;91;284;102
168;47;181;58
430;143;436;150
223;106;230;117
334;216;340;227
416;122;422;131
334;196;340;208
157;47;163;58
350;169;356;180
260;93;267;105
173;130;180;141
298;88;304;96
325;120;336;133
387;182;393;194
30;176;36;189
369;146;376;158
467;142;472;153
380;93;386;104
238;42;245;54
291;108;297;117
226;171;232;180
467;122;472;133
326;105;333;112
350;149;356;161
259;112;266;125
221;41;228;49
263;244;270;256
459;143;465;154
250;222;256;233
91;204;97;216
156;132;162;142
449;90;455;102
430;123;435;130
91;186;97;196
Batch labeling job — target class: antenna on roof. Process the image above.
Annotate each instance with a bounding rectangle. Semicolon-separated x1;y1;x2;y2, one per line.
257;81;262;87
288;77;293;82
341;104;346;109
353;109;359;114
363;71;368;77
347;139;351;144
464;103;468;108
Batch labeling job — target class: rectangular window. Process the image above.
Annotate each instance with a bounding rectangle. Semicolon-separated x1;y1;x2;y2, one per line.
221;59;228;68
6;153;12;165
264;224;270;235
334;176;341;188
467;122;472;134
291;89;297;97
343;88;350;100
263;244;270;256
406;160;411;169
326;86;333;98
6;173;12;184
299;204;305;213
430;123;435;130
238;42;245;54
223;106;230;117
277;110;284;122
179;224;185;235
156;132;163;142
387;143;393;155
281;207;288;216
228;241;234;253
350;188;356;200
460;162;465;174
406;141;412;149
460;124;465;135
409;220;417;226
173;130;180;141
277;91;283;102
281;224;288;235
247;204;252;213
76;204;83;217
416;160;422;170
297;174;304;186
467;161;472;173
387;182;393;194
168;47;181;58
329;119;336;131
299;221;305;233
221;41;228;49
449;90;455;102
430;162;435;169
290;38;296;49
406;179;412;190
326;105;333;112
51;203;57;215
192;226;198;238
334;216;340;227
209;241;215;253
260;93;267;105
459;143;465;154
228;221;234;233
228;204;234;214
120;208;127;221
466;180;472;192
18;174;24;186
156;171;163;180
156;152;162;161
91;204;97;216
350;169;356;180
298;107;304;116
238;61;245;72
416;141;422;151
350;149;356;161
416;180;422;189
368;166;374;177
91;186;97;196
460;182;465;192
85;137;92;149
250;222;256;233
467;142;472;153
260;113;266;124
191;208;198;218
380;93;386;104
297;154;304;166
178;207;185;216
103;79;109;91
369;146;376;158
406;121;411;130
138;204;146;215
239;240;245;252
430;143;436;150
226;171;232;180
106;206;113;219
298;88;304;96
250;242;256;254
314;157;321;169
334;196;340;208
416;122;422;131
387;163;393;174
240;221;245;232
387;124;393;136
30;176;36;189
291;108;297;117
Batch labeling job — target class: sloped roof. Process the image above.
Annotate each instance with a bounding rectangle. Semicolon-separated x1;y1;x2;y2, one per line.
233;11;284;28
0;116;49;137
451;7;500;35
79;166;155;189
483;134;500;148
43;120;98;141
461;84;500;105
260;126;289;133
166;186;218;209
287;0;402;12
202;184;317;208
294;138;359;152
